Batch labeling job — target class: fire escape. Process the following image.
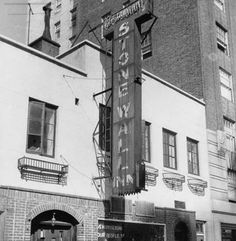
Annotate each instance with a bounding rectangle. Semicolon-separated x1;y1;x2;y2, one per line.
92;39;113;198
91;16;159;198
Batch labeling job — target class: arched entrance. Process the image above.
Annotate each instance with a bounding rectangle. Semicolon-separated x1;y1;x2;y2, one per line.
31;209;79;241
174;221;189;241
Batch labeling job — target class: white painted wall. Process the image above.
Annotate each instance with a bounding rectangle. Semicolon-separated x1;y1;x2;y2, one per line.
0;37;213;239
61;43;212;225
138;71;211;217
0;36;103;199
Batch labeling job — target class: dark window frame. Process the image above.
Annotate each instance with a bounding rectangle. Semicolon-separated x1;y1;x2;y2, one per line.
216;22;229;55
141;31;152;59
163;128;177;169
99;104;111;152
123;0;131;8
187;137;199;175
55;21;61;38
26;98;57;158
70;6;77;27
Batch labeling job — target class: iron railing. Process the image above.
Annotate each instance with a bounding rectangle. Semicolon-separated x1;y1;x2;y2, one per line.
18;156;68;185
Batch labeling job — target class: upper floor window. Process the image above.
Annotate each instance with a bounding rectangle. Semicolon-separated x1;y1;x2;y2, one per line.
123;0;131;8
55;21;61;38
187;138;199;175
99;104;111;152
163;129;177;169
219;68;233;102
70;6;77;27
216;23;229;55
27;99;57;157
214;0;225;11
142;121;151;163
55;0;62;12
196;221;206;241
224;117;235;152
101;12;110;39
142;31;152;59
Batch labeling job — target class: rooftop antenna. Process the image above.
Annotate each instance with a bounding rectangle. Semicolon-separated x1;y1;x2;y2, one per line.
27;3;33;44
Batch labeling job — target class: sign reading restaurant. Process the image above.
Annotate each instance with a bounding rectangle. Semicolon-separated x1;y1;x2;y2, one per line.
104;0;153;195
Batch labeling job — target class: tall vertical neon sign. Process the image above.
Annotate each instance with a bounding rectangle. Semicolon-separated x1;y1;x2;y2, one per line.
104;0;153;195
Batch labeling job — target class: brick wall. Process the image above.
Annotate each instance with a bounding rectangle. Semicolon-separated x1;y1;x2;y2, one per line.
0;186;197;241
0;186;105;241
73;0;236;131
74;0;204;98
142;0;204;99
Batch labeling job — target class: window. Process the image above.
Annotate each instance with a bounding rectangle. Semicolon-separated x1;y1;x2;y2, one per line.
55;0;62;12
27;99;57;157
99;104;111;152
70;6;77;27
55;21;61;38
224;118;236;201
163;129;177;169
214;0;225;11
101;12;110;39
220;68;233;101
196;221;205;241
142;31;152;59
123;0;131;8
69;35;76;45
224;117;235;153
224;117;236;168
187;138;199;175
216;23;229;55
142;121;151;162
221;225;236;240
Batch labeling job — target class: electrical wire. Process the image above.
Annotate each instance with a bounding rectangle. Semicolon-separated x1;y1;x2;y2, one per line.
60;155;93;181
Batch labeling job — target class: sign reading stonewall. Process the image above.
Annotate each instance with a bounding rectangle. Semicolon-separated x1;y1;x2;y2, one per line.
104;0;153;195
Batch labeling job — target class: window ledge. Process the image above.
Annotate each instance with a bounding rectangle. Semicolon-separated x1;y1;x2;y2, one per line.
145;164;158;186
162;171;185;191
18;156;68;185
187;177;207;196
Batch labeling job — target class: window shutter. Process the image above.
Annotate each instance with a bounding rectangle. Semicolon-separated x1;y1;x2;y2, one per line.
27;101;45;153
99;104;111;152
43;107;56;156
142;120;146;161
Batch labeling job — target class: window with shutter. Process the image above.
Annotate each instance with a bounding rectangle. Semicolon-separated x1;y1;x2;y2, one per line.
27;99;57;157
99;104;111;152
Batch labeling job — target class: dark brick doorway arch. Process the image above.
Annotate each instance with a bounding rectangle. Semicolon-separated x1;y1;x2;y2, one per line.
31;209;79;241
174;221;189;241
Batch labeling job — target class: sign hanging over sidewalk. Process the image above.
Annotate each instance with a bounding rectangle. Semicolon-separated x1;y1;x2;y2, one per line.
104;0;153;195
103;0;153;31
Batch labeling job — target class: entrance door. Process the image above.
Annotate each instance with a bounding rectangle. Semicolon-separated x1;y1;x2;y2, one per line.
31;210;78;241
174;222;188;241
35;225;72;241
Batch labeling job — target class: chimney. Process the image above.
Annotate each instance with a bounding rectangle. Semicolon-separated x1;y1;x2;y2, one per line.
29;2;60;57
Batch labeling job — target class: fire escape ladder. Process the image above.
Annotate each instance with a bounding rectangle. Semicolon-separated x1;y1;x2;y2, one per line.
92;90;112;198
92;38;113;197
